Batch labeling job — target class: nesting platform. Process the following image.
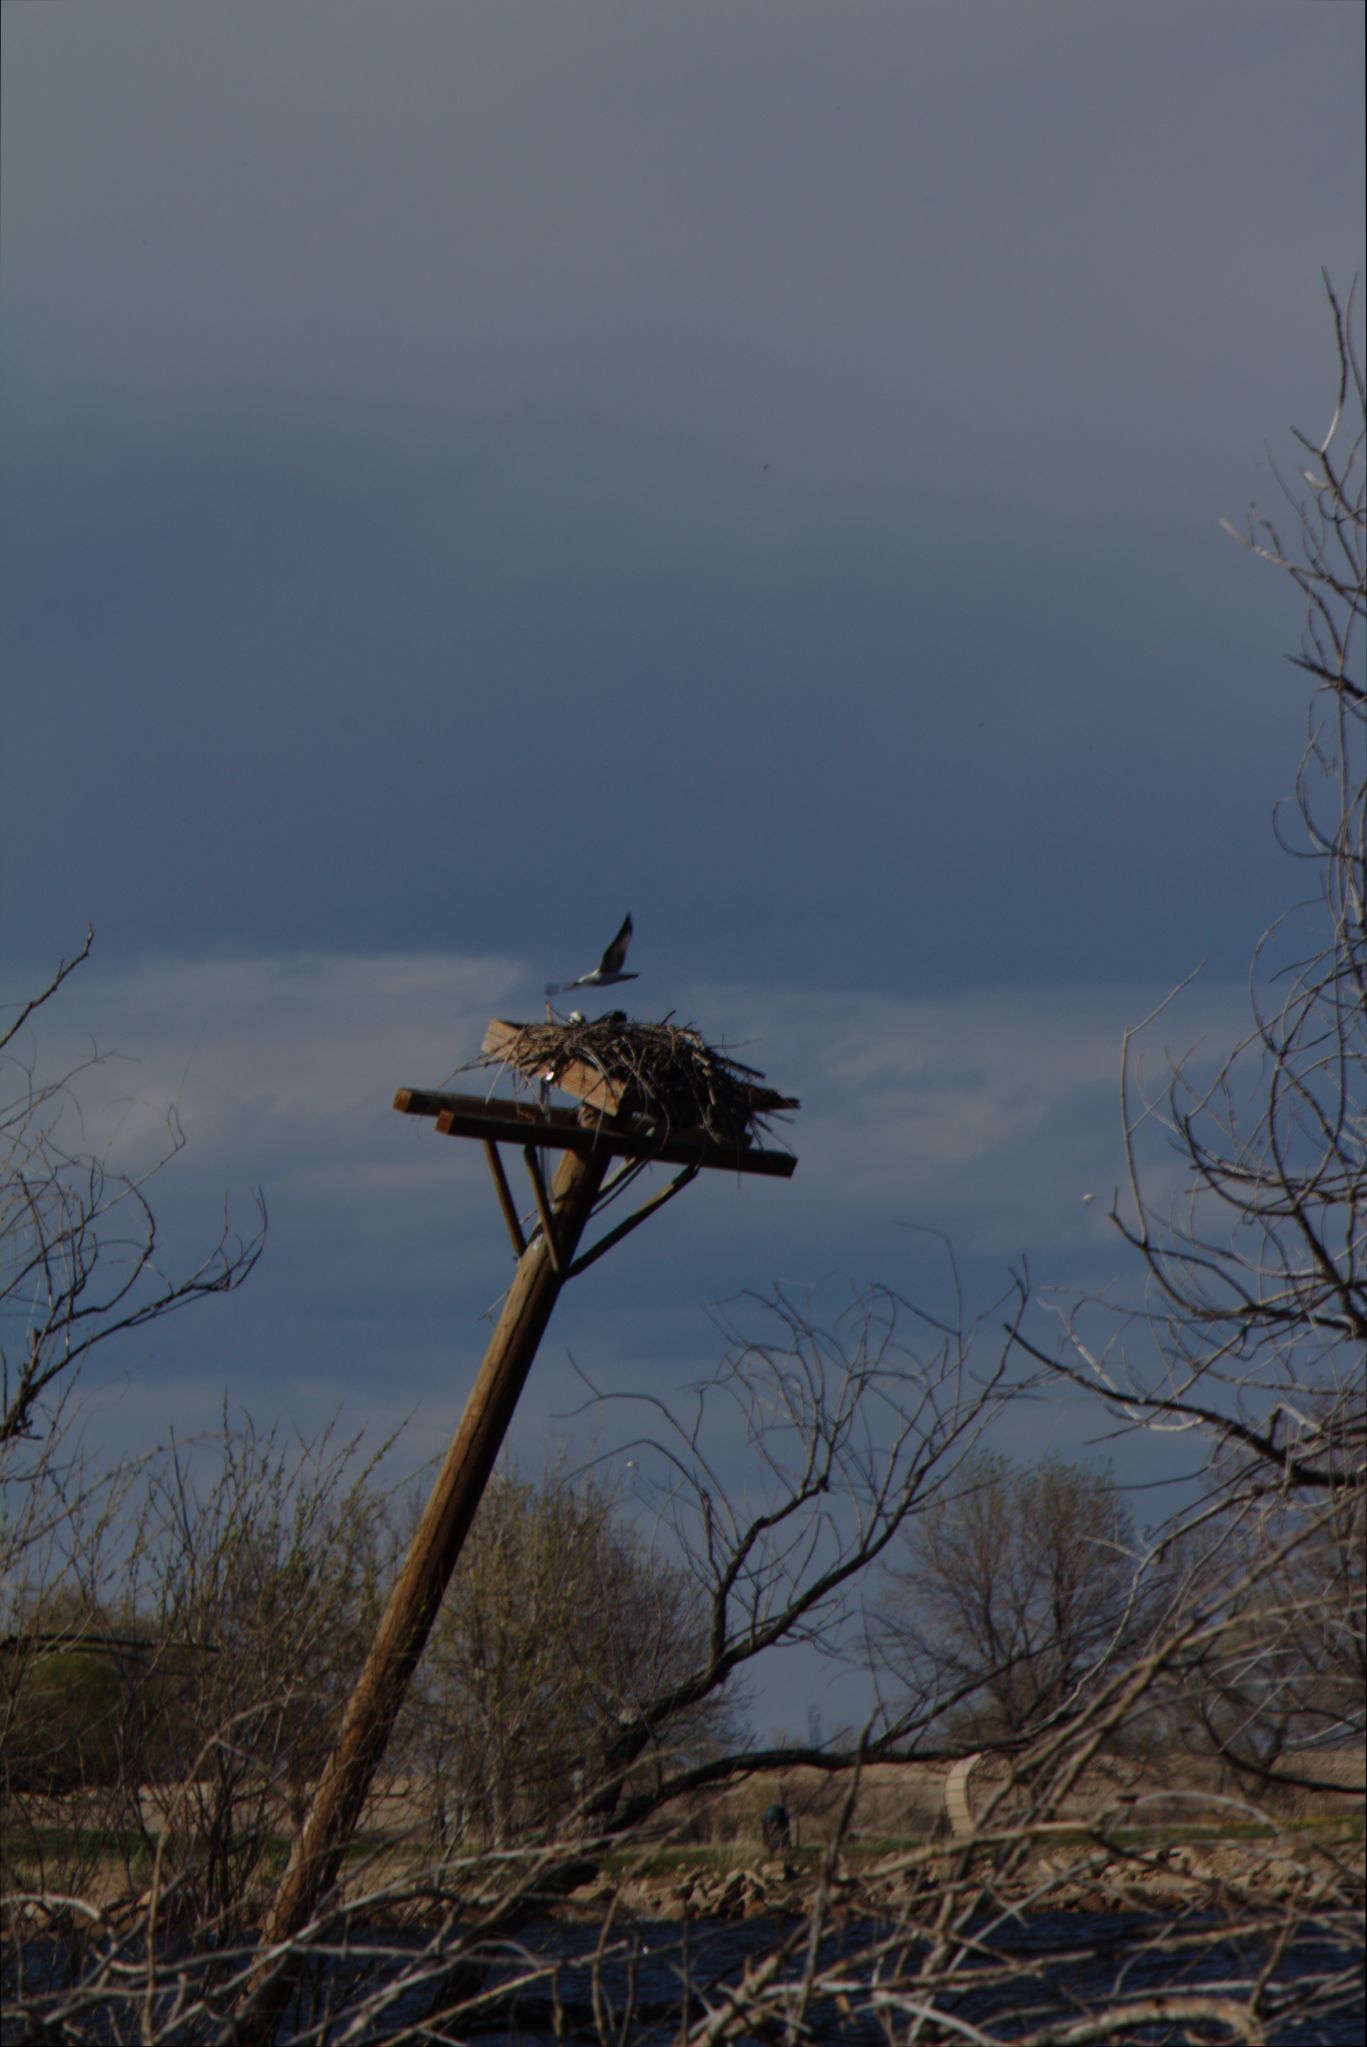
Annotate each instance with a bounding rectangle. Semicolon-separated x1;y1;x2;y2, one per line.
395;1012;799;1180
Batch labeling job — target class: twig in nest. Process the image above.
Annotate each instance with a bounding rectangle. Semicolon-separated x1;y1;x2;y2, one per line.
465;1014;799;1151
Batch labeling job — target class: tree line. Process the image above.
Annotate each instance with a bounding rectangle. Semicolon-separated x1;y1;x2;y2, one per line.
6;1433;1357;1824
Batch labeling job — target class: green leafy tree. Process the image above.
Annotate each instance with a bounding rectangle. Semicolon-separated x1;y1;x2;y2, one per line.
1;1649;126;1793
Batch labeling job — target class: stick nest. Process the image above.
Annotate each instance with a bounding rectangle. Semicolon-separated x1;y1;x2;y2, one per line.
474;1014;799;1151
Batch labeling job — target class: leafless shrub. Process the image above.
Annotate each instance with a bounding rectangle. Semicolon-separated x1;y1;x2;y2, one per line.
2;1411;399;1968
1;931;264;1445
1009;281;1364;1818
1021;279;1362;1493
2;1269;1031;2041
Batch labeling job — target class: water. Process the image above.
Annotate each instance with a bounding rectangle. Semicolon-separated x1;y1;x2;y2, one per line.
6;1911;1362;2044
454;1912;1363;2046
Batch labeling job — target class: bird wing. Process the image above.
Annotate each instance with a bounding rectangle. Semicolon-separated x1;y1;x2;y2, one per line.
598;912;633;975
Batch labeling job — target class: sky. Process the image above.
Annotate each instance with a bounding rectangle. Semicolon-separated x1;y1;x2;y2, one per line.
3;1;1364;1732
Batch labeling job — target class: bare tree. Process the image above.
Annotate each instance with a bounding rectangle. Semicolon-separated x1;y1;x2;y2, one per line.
553;1277;1021;1833
1185;1472;1365;1783
1;931;265;1444
1013;279;1364;1806
872;1453;1155;1744
400;1456;743;1850
1031;278;1362;1478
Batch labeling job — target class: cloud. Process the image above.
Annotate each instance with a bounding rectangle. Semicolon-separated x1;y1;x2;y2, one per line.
23;948;517;1152
706;976;1249;1246
9;944;1252;1378
6;2;1357;994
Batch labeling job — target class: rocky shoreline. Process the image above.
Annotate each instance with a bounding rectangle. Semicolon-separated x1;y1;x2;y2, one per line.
6;1826;1359;1940
568;1836;1365;1924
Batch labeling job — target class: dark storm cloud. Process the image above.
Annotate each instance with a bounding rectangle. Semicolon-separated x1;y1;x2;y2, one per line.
5;3;1356;460
5;2;1362;989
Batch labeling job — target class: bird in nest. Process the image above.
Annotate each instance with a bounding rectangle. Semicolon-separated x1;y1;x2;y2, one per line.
545;913;638;997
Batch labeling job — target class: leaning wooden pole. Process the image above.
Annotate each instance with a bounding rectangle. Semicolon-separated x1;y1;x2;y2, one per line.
247;1135;614;2017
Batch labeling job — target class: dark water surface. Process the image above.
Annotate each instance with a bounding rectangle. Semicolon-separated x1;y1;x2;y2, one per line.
6;1910;1363;2044
272;1909;1367;2046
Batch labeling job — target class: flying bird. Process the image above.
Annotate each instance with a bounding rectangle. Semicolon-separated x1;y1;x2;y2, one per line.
545;913;638;997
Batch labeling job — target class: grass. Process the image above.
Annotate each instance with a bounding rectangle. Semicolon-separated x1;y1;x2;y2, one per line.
3;1824;150;1859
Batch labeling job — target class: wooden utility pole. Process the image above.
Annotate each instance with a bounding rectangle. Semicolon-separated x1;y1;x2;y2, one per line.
246;1025;796;2034
250;1136;611;1994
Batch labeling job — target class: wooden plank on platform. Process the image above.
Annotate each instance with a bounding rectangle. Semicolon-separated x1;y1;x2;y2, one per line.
481;1018;628;1113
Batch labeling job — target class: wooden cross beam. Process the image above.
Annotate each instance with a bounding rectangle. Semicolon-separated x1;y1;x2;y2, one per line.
393;1087;797;1177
